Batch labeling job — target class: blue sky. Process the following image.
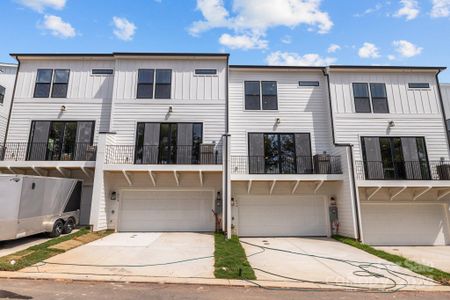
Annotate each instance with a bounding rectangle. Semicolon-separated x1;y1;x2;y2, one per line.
0;0;449;81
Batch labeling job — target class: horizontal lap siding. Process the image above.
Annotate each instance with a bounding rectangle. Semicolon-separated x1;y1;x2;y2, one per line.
330;72;449;161
229;70;334;156
111;58;227;145
6;60;115;143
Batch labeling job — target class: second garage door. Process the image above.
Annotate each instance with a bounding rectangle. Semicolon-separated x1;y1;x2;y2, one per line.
118;190;215;232
237;195;328;237
361;203;450;246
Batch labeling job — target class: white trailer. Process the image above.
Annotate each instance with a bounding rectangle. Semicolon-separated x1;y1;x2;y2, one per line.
0;175;82;241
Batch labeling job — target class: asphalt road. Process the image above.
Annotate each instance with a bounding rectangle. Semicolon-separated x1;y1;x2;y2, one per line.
0;279;449;300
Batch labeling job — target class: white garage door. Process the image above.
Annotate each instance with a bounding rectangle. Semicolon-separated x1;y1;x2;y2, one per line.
237;195;328;237
118;190;215;232
362;203;450;246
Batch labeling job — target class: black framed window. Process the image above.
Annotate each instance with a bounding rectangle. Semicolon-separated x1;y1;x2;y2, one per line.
195;69;217;75
245;81;278;110
155;69;172;99
353;83;371;113
0;85;5;104
137;69;154;99
92;69;114;75
370;83;389;113
34;69;53;98
51;69;70;98
261;81;278;110
299;81;320;87
244;81;261;110
409;83;430;89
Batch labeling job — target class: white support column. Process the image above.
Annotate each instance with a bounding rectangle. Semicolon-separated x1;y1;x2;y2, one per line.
226;134;232;239
89;134;108;231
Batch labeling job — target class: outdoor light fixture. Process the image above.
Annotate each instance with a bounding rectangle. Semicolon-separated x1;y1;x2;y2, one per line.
168;106;173;113
388;120;395;128
60;105;66;112
275;118;281;125
111;191;117;200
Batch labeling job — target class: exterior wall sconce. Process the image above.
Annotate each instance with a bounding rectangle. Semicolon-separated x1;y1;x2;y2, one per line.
275;118;281;125
388;120;395;128
168;106;173;113
60;105;66;112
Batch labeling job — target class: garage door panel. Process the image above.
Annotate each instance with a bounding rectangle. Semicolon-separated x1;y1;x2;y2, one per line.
118;190;215;232
238;195;327;237
362;203;450;246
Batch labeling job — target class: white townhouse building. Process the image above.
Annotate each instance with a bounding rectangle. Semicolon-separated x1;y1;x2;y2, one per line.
0;63;17;143
327;66;450;246
0;53;449;246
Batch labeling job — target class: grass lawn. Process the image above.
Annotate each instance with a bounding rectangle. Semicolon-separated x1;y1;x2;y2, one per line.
333;235;450;285
0;228;112;271
214;233;256;280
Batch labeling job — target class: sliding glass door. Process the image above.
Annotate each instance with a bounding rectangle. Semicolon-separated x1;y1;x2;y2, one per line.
362;136;430;180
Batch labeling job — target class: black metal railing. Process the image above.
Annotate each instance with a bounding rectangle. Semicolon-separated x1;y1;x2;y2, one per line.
231;155;342;175
0;142;97;161
105;144;223;165
355;160;450;181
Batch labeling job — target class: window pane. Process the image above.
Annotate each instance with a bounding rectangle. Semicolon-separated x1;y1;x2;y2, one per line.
245;81;260;96
279;134;296;174
36;69;53;83
195;69;217;75
156;70;172;84
138;69;154;84
409;83;430;89
54;69;70;83
34;83;51;98
245;95;261;110
353;83;369;98
262;81;277;96
155;84;171;99
354;98;371;113
0;85;5;103
372;98;389;113
92;69;114;75
51;83;68;98
137;84;153;99
370;83;386;98
299;81;320;87
262;95;278;110
264;134;279;174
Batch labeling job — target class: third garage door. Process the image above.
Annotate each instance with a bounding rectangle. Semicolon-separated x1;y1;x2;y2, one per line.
118;190;215;232
361;203;450;246
237;195;328;237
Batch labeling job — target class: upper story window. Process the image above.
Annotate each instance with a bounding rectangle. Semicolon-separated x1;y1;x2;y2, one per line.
91;69;114;76
34;69;70;98
51;69;70;98
244;81;278;111
352;83;389;114
195;69;217;75
0;85;5;104
137;69;172;99
299;81;320;87
409;83;430;89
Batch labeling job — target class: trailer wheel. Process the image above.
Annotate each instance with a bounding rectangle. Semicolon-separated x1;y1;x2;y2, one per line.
63;218;75;234
49;219;64;238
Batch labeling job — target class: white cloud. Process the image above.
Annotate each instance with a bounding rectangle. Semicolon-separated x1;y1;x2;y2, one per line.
190;0;333;48
40;14;76;38
393;40;422;57
17;0;66;13
327;44;341;53
281;35;292;44
266;51;336;66
388;54;396;61
112;17;137;41
219;33;268;50
395;0;420;20
358;42;380;59
431;0;450;18
354;3;384;17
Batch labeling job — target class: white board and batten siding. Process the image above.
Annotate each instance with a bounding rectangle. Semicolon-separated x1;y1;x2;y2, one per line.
110;58;227;145
442;84;450;120
0;64;18;142
329;71;450;162
6;58;115;144
228;69;334;157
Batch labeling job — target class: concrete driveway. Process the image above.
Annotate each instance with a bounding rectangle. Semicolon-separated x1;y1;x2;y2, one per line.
22;232;215;278
377;246;450;273
0;234;50;258
241;237;438;290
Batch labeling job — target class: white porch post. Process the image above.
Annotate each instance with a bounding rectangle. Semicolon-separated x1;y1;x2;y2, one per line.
226;134;232;239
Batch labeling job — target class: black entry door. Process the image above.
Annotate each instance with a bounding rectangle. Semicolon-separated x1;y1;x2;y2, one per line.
159;123;177;164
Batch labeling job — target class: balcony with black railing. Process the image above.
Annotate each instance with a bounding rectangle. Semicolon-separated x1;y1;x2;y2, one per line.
0;142;97;162
231;154;342;175
355;160;450;181
105;144;223;165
